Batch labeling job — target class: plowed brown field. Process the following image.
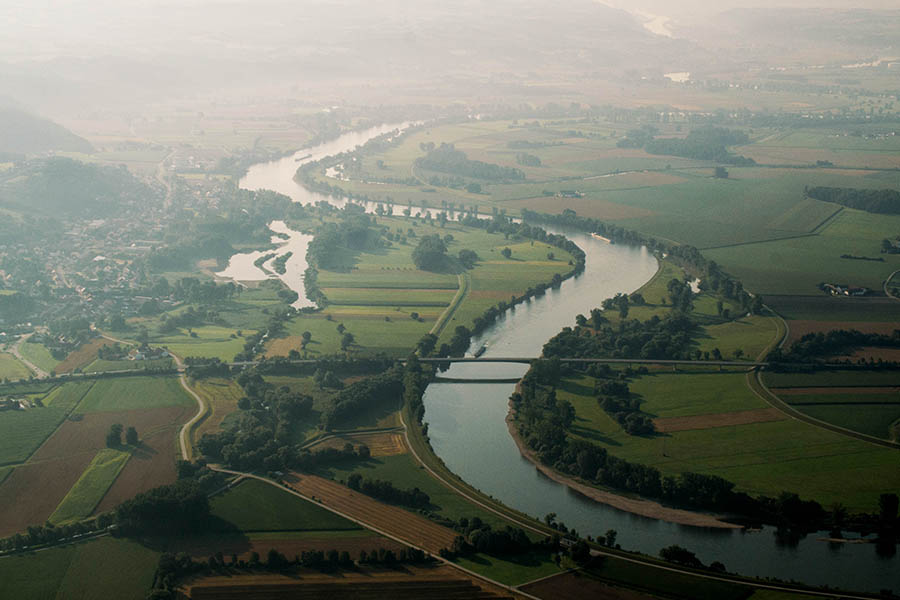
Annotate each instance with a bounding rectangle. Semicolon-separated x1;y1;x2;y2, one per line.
654;408;786;433
285;474;457;555
0;404;192;535
55;339;115;374
95;405;193;512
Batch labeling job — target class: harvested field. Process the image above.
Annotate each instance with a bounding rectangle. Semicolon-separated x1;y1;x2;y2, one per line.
653;408;787;433
308;432;407;457
94;405;193;512
183;565;518;600
192;378;243;442
785;320;900;345
0;404;192;531
179;531;404;562
0;453;94;537
285;473;458;555
55;338;114;374
521;570;655;600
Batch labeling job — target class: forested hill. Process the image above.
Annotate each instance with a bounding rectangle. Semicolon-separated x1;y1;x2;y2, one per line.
0;107;93;156
0;157;158;216
806;187;900;215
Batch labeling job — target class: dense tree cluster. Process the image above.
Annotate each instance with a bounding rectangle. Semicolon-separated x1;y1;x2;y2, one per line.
616;126;755;165
772;329;900;364
515;152;542;167
411;234;449;271
346;474;430;509
807;186;900;214
114;480;210;535
416;143;525;181
543;312;695;360
197;370;317;470
322;366;403;429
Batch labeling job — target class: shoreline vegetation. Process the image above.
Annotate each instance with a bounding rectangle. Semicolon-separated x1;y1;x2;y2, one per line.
505;398;742;529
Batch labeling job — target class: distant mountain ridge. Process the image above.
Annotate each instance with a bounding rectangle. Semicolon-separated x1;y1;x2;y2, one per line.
0;107;93;156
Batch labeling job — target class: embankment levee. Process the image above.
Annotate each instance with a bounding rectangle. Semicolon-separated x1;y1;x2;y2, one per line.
505;394;741;530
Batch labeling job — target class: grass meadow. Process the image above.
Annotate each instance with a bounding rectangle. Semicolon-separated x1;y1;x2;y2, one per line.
0;352;32;380
211;478;361;532
0;536;159;600
559;373;900;511
74;376;191;414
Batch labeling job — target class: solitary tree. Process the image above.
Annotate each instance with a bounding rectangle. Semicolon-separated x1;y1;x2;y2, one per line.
125;426;138;446
501;247;512;259
106;423;123;448
341;332;355;351
714;166;729;179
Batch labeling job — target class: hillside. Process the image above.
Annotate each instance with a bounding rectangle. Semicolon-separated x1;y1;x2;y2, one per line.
0;107;93;156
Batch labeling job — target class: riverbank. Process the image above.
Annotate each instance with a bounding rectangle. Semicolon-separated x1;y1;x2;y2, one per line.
505;399;741;530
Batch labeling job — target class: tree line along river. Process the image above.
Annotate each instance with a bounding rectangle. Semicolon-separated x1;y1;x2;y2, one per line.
234;123;898;593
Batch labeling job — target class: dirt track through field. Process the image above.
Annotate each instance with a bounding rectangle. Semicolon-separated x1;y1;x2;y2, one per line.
653;408;786;433
285;473;457;555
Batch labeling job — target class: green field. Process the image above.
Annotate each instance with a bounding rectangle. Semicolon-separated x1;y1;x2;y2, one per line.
211;478;362;532
559;373;900;510
83;358;174;373
455;550;562;586
322;453;516;531
74;376;191;414
763;370;900;388
0;352;32;380
0;536;159;600
584;556;753;600
0;381;93;465
49;448;131;524
17;340;61;374
705;209;900;295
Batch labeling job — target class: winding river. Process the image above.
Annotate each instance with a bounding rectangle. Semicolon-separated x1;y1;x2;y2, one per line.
239;125;899;593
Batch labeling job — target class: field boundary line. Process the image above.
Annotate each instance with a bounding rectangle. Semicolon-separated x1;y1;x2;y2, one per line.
208;467;540;600
1;380;97;469
429;272;470;338
748;369;900;450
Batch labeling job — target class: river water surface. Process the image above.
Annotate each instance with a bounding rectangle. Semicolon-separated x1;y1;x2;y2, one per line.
239;124;899;593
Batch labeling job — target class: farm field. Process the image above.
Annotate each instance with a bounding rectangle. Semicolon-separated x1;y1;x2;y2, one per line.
17;339;61;374
211;478;363;532
182;565;517;600
191;378;244;443
454;550;561;586
763;370;900;388
54;338;115;373
83;357;174;372
704;209;900;296
49;447;131;524
765;295;900;323
320;119;900;252
74;376;192;413
0;380;94;465
558;373;900;510
264;215;573;359
320;453;515;531
284;472;459;555
771;389;900;439
0;351;31;380
0;536;159;600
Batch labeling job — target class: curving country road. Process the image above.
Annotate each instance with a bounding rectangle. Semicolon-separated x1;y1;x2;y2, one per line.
9;333;49;378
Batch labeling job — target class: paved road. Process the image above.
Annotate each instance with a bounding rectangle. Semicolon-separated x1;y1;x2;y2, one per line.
9;333;49;378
